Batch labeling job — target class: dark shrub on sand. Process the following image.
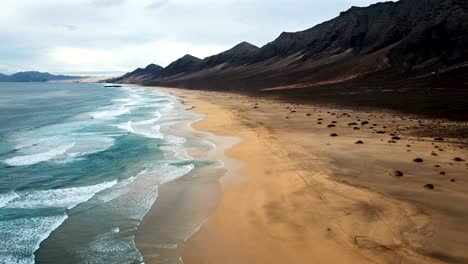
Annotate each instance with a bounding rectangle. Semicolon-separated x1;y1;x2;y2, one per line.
454;157;464;162
355;140;364;144
424;184;434;189
394;171;404;177
413;158;424;163
327;124;336;128
330;133;338;137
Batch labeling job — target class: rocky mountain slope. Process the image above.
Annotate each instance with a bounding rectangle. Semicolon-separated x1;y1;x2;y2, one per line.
107;0;468;119
200;41;260;68
107;64;163;84
161;54;202;77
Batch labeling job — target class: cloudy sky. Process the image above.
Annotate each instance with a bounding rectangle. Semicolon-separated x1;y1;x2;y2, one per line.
0;0;383;76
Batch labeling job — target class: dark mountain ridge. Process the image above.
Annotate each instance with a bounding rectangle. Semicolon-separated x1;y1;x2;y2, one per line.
200;42;260;68
161;54;202;77
107;43;259;83
107;0;468;119
251;0;468;66
107;64;163;84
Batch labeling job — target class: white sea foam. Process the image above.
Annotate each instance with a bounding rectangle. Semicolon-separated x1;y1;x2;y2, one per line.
78;167;160;264
201;139;217;149
115;121;135;133
82;227;144;264
0;214;68;264
148;163;195;185
153;111;162;120
4;180;117;209
89;108;131;120
174;149;192;161
183;219;207;241
121;188;159;223
3;142;76;166
115;121;164;139
92;176;138;205
12;133;117;165
65;136;116;159
86;168;159;220
92;162;194;228
137;125;164;139
159;119;185;127
165;135;187;145
134;117;160;126
138;168;148;175
160;146;193;161
0;192;19;208
14;140;40;151
0;181;119;263
151;244;178;249
0;87;205;264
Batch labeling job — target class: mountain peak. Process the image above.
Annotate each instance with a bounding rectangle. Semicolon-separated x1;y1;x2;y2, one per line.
162;54;203;76
197;41;260;69
104;63;163;84
111;0;468;102
144;63;163;71
231;41;259;52
236;41;258;48
180;54;201;61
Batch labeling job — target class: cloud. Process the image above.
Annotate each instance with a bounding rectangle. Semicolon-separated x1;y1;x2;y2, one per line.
54;24;79;31
0;64;12;73
92;0;127;7
146;0;169;10
35;39;227;75
0;0;384;75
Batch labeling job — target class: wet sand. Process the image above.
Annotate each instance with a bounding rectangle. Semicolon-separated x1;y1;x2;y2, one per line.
146;87;468;264
134;104;241;263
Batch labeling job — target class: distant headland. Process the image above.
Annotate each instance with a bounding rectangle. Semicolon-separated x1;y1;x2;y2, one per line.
0;71;84;82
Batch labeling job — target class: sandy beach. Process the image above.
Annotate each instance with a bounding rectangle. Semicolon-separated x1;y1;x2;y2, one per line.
57;76;111;83
148;87;468;264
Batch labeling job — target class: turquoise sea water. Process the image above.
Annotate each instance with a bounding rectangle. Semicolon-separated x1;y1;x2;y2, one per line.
0;82;218;263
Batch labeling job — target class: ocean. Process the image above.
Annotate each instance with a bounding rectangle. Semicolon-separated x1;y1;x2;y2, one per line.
0;82;224;263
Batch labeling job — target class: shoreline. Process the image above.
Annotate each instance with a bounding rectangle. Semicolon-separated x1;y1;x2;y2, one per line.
131;86;242;263
148;87;468;264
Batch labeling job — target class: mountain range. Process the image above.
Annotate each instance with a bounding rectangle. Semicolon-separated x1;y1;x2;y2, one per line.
106;0;468;119
0;71;82;82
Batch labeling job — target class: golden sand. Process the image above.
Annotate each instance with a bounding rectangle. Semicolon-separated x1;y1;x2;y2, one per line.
149;87;468;264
